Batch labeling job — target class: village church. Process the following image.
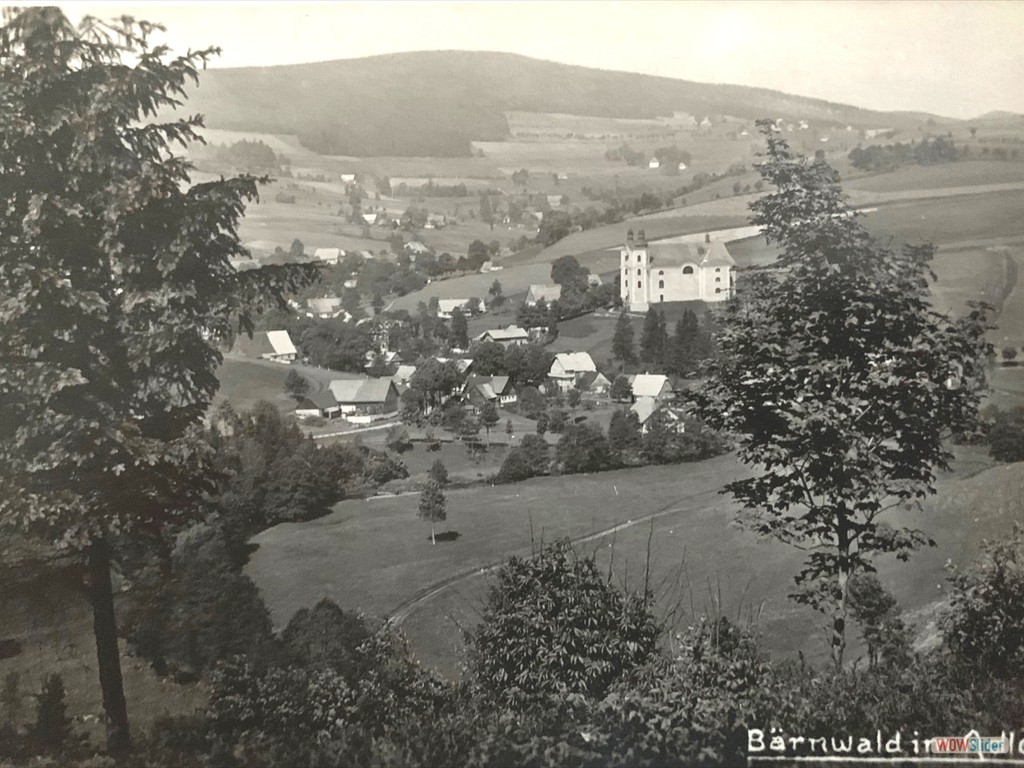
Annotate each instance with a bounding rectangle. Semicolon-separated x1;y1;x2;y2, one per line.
619;229;736;312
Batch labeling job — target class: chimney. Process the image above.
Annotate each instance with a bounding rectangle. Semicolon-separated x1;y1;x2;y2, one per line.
637;229;647;246
626;228;634;245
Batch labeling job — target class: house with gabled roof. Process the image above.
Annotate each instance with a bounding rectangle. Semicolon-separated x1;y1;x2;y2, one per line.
307;296;344;318
463;374;516;408
629;373;673;403
474;325;529;347
437;298;481;319
548;352;597;391
328;377;400;423
295;390;342;420
577;370;611;396
525;284;562;307
232;330;298;363
630;399;685;435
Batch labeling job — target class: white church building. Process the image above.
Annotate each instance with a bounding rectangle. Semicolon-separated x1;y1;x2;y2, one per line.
619;229;736;312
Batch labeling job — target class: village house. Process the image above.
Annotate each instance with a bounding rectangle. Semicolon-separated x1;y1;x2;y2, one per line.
463;374;516;409
479;260;504;273
630;399;685;435
294;390;342;420
619;229;736;312
648;157;660;169
391;364;417;387
328;377;400;423
307;296;344;318
629;373;674;403
473;325;529;347
587;274;603;288
548;352;597;391
313;247;342;264
437;298;480;319
232;329;298;364
577;370;611;396
525;284;562;307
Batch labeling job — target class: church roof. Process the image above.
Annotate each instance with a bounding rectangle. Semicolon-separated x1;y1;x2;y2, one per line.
644;242;735;269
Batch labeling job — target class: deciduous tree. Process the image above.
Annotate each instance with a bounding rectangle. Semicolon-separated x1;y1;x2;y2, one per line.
695;121;990;667
0;9;318;752
418;482;447;545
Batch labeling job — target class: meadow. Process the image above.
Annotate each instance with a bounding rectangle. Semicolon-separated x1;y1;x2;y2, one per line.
246;445;1020;678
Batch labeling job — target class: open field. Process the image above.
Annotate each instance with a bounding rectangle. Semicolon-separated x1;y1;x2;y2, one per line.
845;161;1024;194
246;445;1019;678
213;356;361;414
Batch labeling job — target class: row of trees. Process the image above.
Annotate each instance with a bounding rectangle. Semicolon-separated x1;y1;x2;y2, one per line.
611;308;714;374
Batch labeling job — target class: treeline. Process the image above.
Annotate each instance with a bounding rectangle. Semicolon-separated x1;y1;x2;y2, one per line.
849;136;958;171
497;409;728;483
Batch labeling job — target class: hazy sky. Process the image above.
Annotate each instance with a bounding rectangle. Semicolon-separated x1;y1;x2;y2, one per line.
56;1;1024;119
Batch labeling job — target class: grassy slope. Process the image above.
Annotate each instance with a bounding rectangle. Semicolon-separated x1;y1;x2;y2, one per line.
246;446;1022;678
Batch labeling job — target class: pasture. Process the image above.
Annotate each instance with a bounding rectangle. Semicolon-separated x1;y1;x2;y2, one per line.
246;445;1019;678
214;356;360;414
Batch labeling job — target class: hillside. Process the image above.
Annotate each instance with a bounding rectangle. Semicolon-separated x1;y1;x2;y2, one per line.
175;51;948;157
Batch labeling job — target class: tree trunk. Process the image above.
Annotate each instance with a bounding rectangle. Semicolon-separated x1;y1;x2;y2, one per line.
431;524;436;545
832;523;850;670
87;539;131;753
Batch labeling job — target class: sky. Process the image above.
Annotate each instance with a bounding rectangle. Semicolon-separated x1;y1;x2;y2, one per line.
54;1;1024;119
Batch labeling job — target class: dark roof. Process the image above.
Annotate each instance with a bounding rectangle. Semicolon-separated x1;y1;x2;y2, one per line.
299;390;339;410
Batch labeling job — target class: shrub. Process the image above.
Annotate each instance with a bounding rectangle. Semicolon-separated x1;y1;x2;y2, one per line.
555;423;610;474
467;539;660;702
943;525;1024;678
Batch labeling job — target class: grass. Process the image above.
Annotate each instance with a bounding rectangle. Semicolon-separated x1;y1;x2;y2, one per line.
245;445;1021;679
844;161;1024;194
213;355;361;414
0;570;206;745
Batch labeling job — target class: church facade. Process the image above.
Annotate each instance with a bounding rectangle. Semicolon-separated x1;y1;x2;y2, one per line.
619;229;736;312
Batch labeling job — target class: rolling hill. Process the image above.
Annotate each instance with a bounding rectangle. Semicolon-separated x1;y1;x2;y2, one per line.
174;51;951;157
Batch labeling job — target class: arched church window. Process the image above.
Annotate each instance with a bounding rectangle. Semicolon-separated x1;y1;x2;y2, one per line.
683;266;694;275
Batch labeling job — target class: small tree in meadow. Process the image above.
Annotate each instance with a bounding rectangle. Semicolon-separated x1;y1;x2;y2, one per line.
418;481;447;545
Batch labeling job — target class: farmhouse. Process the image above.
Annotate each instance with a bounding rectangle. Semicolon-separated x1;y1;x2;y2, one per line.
392;365;417;386
307;296;344;318
577;370;611;396
479;260;504;273
619;229;735;312
464;374;517;409
295;390;342;420
313;247;342;264
548;352;597;391
474;325;529;347
525;284;562;307
437;299;479;319
328;378;400;422
232;330;298;364
630;399;685;435
629;373;673;403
